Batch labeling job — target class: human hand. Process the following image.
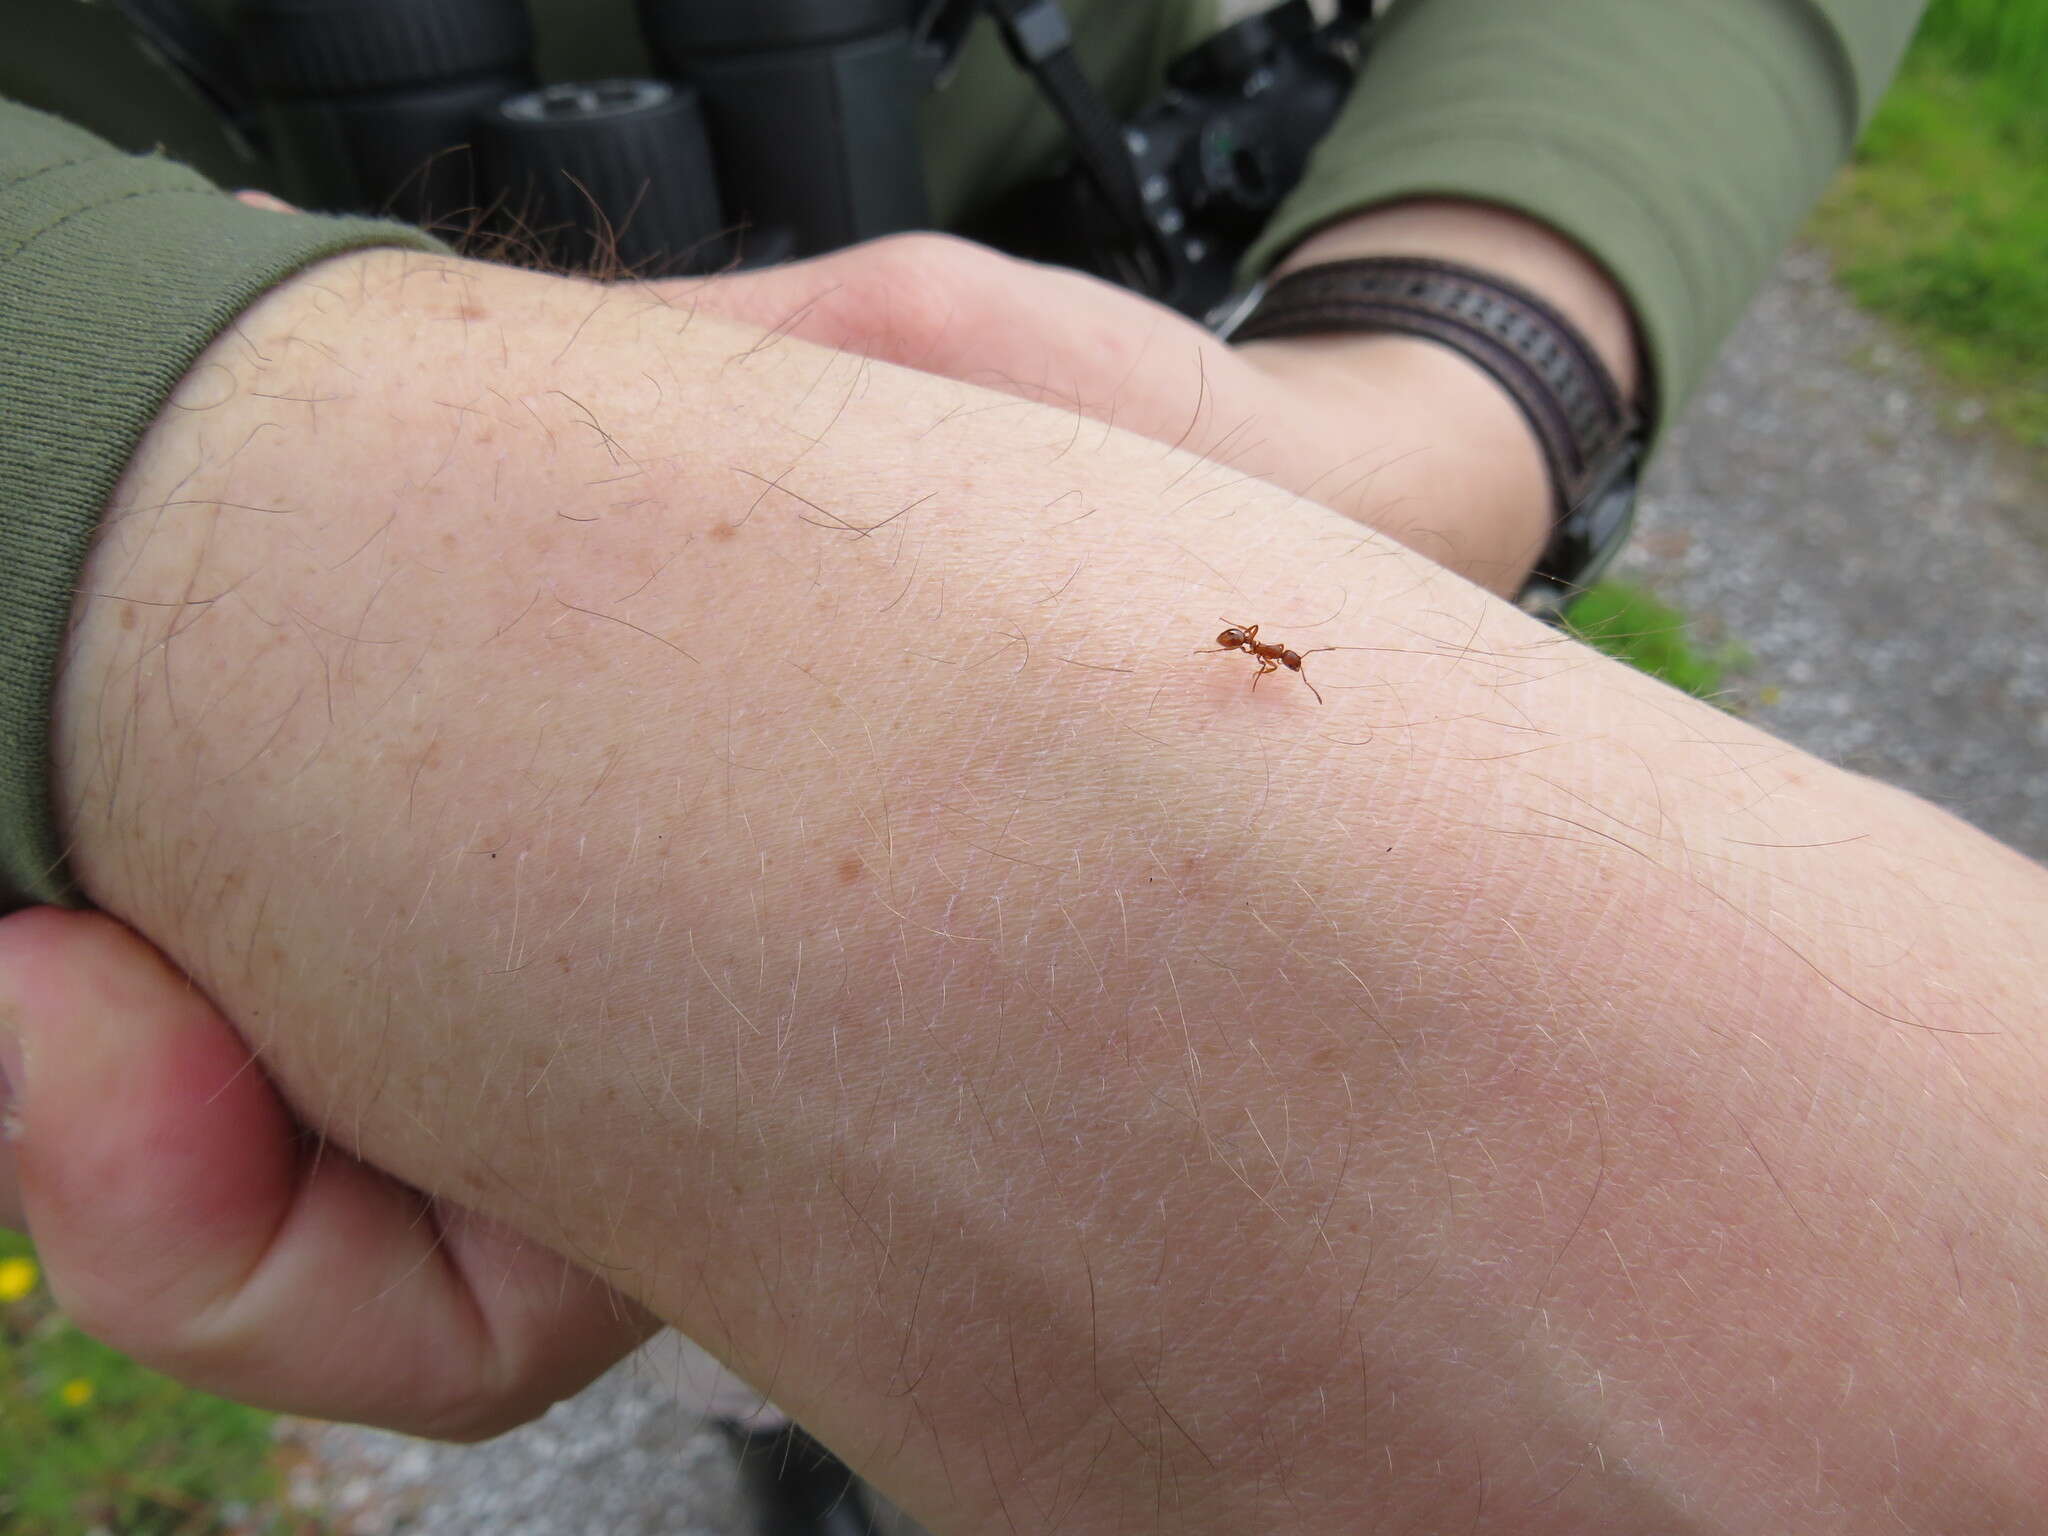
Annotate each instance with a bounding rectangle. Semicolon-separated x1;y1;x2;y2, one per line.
0;908;657;1440
676;231;1555;595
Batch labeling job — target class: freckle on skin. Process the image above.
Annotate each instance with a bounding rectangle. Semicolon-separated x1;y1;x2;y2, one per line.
837;855;865;886
710;522;740;542
119;606;138;631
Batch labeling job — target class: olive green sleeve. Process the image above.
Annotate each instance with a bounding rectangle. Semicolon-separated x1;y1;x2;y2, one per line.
1244;0;1927;444
0;101;446;913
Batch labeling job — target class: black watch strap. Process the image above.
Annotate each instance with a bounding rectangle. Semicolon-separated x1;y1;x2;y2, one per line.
1227;255;1644;612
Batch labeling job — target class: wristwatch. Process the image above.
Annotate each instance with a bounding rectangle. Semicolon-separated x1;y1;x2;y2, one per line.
1221;256;1646;619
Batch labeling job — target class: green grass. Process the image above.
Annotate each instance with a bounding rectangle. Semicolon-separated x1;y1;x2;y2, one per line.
1911;0;2048;82
1563;581;1748;703
1811;0;2048;450
0;1230;313;1536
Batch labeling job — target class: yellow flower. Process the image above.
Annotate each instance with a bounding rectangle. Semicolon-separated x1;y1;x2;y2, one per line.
0;1255;37;1302
59;1377;94;1408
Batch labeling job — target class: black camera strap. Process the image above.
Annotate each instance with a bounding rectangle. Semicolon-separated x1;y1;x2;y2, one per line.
111;0;255;122
980;0;1164;288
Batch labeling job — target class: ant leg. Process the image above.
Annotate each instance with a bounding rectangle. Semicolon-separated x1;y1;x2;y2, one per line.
1251;657;1278;691
1296;648;1333;706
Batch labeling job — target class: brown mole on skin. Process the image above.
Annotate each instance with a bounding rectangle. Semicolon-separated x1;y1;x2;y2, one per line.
836;854;865;886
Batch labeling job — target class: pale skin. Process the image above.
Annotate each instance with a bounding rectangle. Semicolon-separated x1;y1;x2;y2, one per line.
7;198;2047;1532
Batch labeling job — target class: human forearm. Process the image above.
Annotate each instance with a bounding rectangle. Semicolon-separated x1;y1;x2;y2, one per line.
57;251;2048;1533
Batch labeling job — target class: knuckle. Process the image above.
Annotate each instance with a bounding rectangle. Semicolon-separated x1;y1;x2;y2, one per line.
837;233;998;355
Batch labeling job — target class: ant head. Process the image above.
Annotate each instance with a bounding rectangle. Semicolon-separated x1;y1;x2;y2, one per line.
1217;627;1248;648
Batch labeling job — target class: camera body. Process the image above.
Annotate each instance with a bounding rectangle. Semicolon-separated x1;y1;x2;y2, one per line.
1061;0;1364;319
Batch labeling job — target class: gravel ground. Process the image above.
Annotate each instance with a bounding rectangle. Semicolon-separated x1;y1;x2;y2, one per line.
1616;246;2048;861
275;1335;759;1536
275;244;2047;1532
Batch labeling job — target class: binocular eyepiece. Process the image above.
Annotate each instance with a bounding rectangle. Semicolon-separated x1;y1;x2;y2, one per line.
237;0;935;275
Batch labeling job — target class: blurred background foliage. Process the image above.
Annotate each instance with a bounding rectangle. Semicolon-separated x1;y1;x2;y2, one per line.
1812;0;2048;448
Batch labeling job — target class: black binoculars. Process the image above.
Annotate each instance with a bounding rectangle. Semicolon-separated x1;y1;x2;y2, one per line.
233;0;1368;318
238;0;943;275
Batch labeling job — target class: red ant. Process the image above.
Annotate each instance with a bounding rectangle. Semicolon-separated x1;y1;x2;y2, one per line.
1198;621;1337;704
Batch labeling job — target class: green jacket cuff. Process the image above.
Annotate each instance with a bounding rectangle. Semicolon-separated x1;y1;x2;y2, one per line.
1;101;447;913
1243;0;1921;457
